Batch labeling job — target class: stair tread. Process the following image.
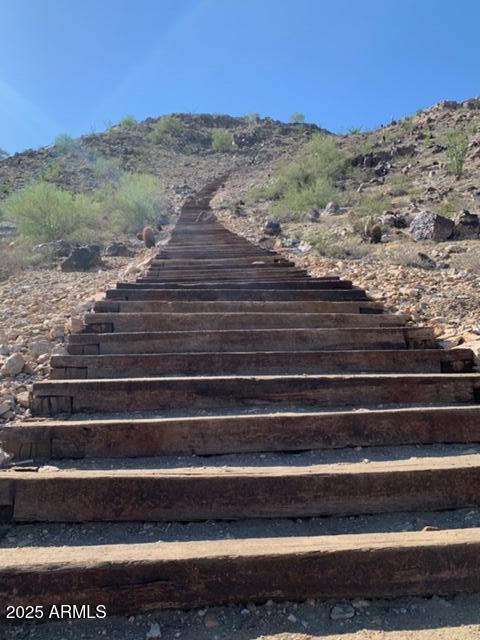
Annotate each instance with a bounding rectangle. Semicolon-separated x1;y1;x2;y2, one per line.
3;527;480;564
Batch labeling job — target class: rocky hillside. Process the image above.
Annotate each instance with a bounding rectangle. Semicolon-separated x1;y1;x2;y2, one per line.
0;113;319;201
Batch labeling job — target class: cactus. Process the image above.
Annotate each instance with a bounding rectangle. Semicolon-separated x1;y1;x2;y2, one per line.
142;226;155;248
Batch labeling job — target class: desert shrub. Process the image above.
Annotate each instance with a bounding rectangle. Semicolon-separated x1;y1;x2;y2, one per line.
387;173;414;197
211;129;236;152
356;192;390;217
105;174;167;232
244;112;260;123
4;182;98;243
119;115;136;127
309;231;370;259
0;182;11;197
347;127;362;135
260;133;345;216
41;160;64;182
92;156;123;184
0;244;47;279
438;194;469;217
152;116;185;146
289;112;305;124
399;115;414;133
445;127;469;177
54;133;77;154
348;193;390;236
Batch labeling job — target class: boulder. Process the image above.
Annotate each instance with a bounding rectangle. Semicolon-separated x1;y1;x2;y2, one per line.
104;242;134;257
264;220;281;236
28;340;52;357
324;201;340;215
409;211;454;241
453;210;480;239
380;211;410;229
0;353;25;376
36;239;72;258
61;245;104;271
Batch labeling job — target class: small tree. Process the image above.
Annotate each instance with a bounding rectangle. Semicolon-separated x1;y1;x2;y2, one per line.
445;127;469;177
0;148;9;160
211;129;236;152
289;112;305;124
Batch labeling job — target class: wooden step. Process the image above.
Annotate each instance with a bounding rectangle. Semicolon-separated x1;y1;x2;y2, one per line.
2;528;480;613
94;300;385;314
66;327;435;355
130;281;353;290
144;270;309;280
3;405;480;460
3;453;480;522
150;256;295;271
49;348;474;379
150;257;294;267
105;288;370;301
30;373;480;415
83;312;409;333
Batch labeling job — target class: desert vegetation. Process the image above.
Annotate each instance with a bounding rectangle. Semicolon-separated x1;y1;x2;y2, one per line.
255;133;347;218
211;129;236;152
152;115;186;147
0;168;167;246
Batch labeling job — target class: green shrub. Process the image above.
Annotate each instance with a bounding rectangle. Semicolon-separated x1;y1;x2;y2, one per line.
92;156;123;184
152;116;185;147
309;231;369;259
400;116;414;133
54;133;77;154
5;182;98;243
438;193;468;217
244;112;260;123
347;127;362;135
387;173;414;197
211;129;236;152
259;133;345;216
105;174;167;232
445;127;469;177
119;115;136;127
289;112;305;124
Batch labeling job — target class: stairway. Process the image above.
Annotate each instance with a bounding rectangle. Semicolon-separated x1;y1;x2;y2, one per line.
1;179;480;616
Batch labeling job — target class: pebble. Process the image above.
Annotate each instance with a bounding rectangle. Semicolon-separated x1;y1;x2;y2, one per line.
330;603;355;620
145;622;162;638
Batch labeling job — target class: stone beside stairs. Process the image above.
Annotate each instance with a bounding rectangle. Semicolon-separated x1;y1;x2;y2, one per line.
1;180;480;616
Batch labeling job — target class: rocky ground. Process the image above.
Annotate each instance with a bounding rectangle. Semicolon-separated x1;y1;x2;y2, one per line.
2;592;480;639
0;237;166;430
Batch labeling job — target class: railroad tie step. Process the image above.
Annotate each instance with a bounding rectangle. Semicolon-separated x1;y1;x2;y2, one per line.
3;529;480;613
3;452;480;522
30;373;480;415
2;405;480;460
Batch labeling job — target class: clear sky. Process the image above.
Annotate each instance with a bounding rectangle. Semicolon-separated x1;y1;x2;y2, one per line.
1;0;479;153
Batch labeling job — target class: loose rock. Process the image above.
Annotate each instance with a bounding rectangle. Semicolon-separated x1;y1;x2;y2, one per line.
0;353;25;376
330;603;355;620
409;211;454;241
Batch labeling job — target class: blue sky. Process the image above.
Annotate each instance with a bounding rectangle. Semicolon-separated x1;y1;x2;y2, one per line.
1;0;479;153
